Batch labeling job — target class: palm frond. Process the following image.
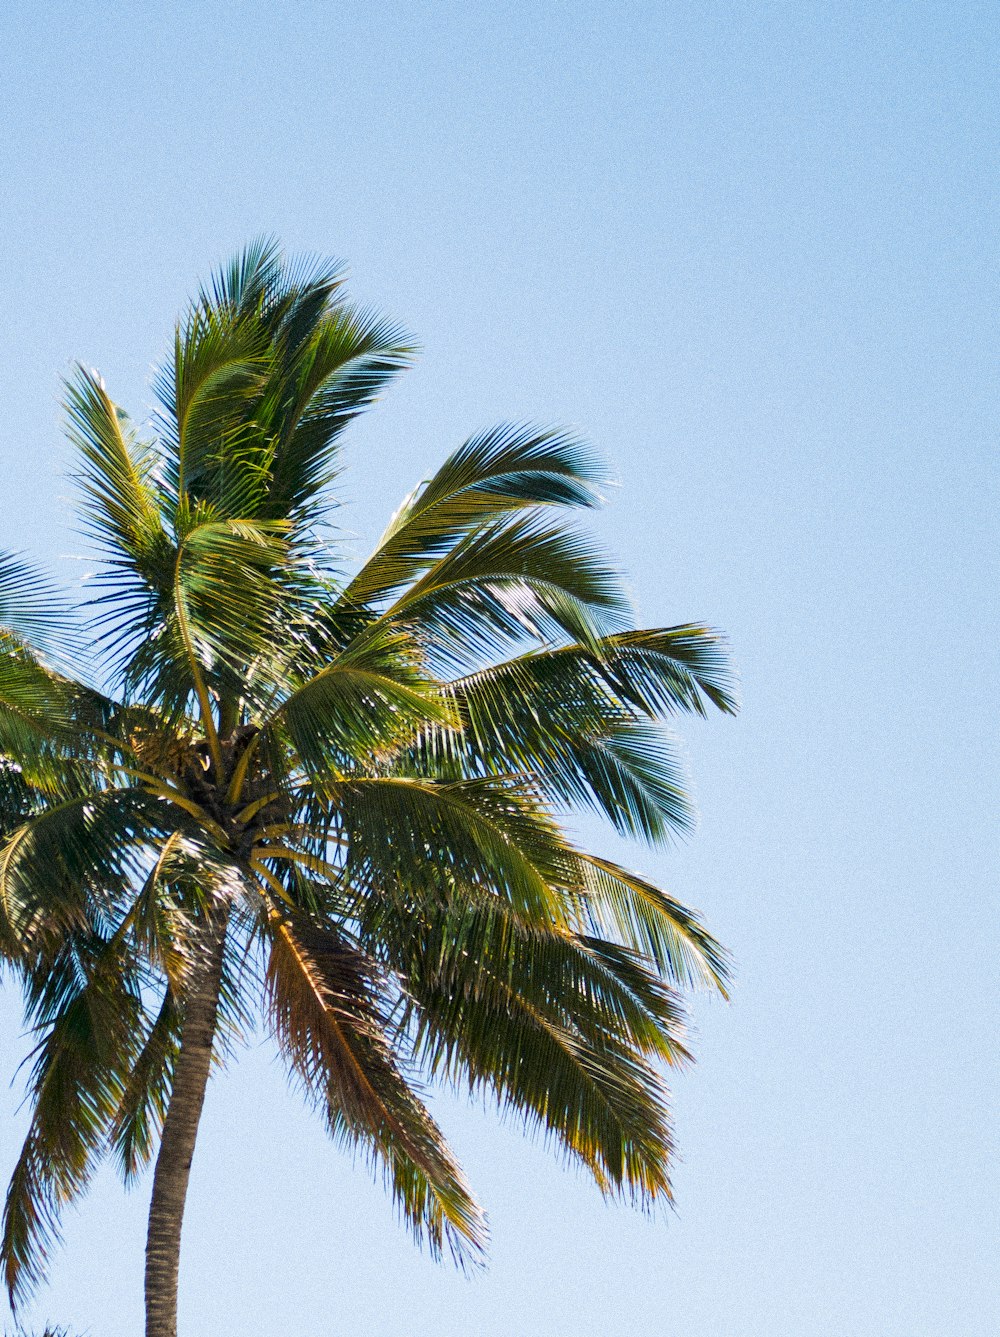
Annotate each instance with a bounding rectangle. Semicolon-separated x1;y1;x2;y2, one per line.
266;911;486;1263
109;513;307;718
392;903;678;1203
154;305;269;508
0;789;169;956
418;659;697;842
262;303;414;524
3;930;143;1305
345;425;608;606
550;722;695;843
330;775;579;928
199;236;285;318
577;855;732;995
109;987;181;1183
155;239;412;531
377;513;630;670
263;623;457;779
66;367;168;578
592;625;739;718
0;652;79;788
0;553;76;660
442;624;738;728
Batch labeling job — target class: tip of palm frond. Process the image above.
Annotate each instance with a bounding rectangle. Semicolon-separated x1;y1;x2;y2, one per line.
3;1329;83;1337
199;235;284;314
0;552;80;662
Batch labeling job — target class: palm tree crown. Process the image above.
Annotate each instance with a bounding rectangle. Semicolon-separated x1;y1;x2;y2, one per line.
0;241;737;1337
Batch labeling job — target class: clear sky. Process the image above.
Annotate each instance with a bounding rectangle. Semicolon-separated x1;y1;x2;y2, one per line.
0;2;997;1334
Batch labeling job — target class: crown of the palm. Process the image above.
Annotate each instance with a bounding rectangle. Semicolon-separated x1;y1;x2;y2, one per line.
0;241;737;1306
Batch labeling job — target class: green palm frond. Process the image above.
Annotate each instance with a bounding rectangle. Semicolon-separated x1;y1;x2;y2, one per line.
416;668;695;843
0;789;167;956
106;512;312;725
154;298;270;508
345;424;608;606
396;903;678;1202
3;930;143;1304
263;624;457;780
555;722;695;842
380;894;689;1066
155;239;412;529
0;653;76;784
377;512;630;670
199;236;286;318
405;626;734;841
439;625;738;730
592;625;739;718
578;854;732;996
66;368;167;577
331;775;579;928
261;302;414;524
169;515;296;669
0;763;40;840
109;987;181;1184
0;554;76;660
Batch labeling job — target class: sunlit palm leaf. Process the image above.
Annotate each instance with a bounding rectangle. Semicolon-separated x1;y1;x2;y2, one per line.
262;303;414;523
378;513;630;669
66;367;167;576
397;904;678;1201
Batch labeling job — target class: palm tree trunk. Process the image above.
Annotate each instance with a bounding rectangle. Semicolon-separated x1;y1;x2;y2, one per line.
144;930;226;1337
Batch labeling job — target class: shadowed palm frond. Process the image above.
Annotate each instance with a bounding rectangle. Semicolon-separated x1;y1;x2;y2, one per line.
329;774;579;928
0;789;168;957
262;624;457;780
414;673;696;843
109;985;182;1184
0;653;78;787
438;625;739;731
3;930;144;1304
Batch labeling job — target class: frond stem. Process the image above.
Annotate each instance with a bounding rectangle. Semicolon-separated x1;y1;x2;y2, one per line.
172;542;224;780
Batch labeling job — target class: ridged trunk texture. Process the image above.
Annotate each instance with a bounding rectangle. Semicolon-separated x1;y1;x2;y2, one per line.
144;931;226;1337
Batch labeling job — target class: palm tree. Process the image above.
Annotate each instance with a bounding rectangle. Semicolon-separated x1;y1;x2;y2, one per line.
0;242;737;1337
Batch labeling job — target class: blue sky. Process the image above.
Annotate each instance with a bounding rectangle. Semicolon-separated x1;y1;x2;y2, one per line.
0;2;997;1334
